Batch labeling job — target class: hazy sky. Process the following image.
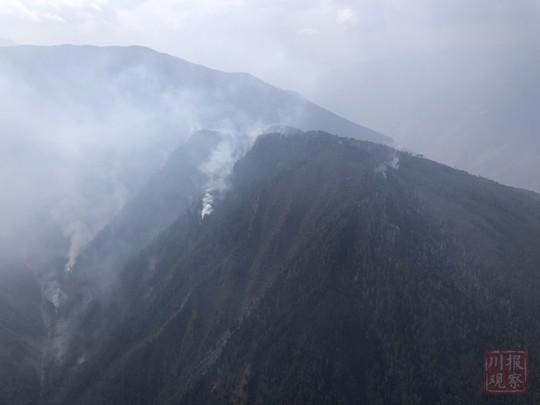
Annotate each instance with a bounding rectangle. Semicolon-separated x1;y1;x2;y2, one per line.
1;0;539;119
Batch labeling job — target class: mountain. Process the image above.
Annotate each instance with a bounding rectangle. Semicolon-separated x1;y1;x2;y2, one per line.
0;44;390;405
0;45;388;144
44;131;540;404
317;47;540;193
0;44;389;268
34;130;226;391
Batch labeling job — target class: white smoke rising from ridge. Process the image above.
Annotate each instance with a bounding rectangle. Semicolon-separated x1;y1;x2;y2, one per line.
199;140;234;219
199;124;265;219
389;153;400;170
63;221;92;272
200;192;215;218
43;279;67;310
375;149;401;180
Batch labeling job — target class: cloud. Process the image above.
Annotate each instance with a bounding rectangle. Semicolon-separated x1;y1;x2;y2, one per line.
0;0;112;23
2;1;538;72
336;7;357;26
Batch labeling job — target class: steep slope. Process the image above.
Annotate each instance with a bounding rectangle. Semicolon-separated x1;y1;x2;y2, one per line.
48;132;540;404
73;129;222;279
38;130;227;399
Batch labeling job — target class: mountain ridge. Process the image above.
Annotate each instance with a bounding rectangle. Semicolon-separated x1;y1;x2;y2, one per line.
0;44;391;145
44;131;540;404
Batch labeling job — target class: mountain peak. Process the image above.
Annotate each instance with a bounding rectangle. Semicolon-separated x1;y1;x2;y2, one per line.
42;130;540;404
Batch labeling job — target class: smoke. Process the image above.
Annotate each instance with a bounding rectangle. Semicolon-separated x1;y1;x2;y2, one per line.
389;153;400;170
375;149;401;179
0;46;205;270
62;221;93;272
199;125;263;219
199;139;235;218
43;279;67;310
200;192;215;219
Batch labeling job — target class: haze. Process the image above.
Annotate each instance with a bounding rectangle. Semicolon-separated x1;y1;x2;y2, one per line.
2;0;540;191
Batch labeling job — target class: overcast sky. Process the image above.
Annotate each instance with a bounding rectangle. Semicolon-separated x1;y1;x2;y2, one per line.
1;0;539;121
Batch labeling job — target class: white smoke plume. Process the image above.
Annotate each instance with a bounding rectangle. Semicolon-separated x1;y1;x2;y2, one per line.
199;125;264;219
63;221;93;272
199;139;236;218
200;192;215;218
43;279;67;310
375;149;401;180
389;153;400;170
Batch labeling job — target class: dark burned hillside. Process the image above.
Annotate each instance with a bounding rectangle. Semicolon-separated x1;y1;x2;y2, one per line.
47;132;540;404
